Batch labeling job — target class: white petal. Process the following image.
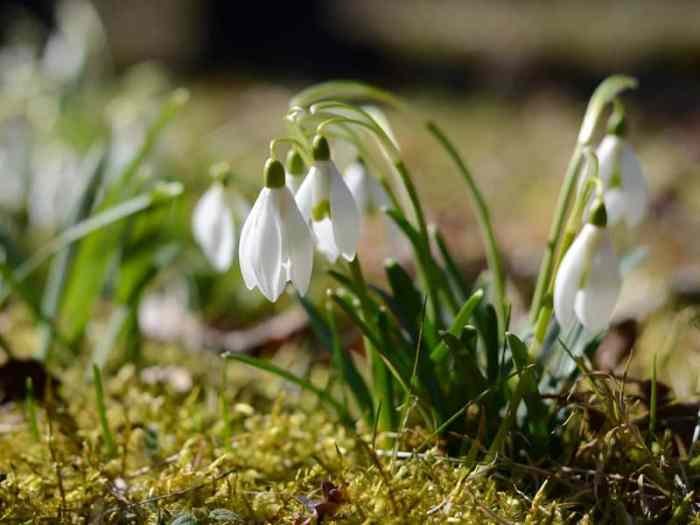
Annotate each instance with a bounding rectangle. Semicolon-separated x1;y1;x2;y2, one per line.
574;230;621;332
286;172;304;195
238;189;266;290
294;170;315;221
192;183;235;272
596;135;622;186
277;187;314;294
344;161;369;212
312;218;340;263
597;135;648;228
252;193;285;301
553;224;597;334
368;174;390;210
329;163;360;261
618;142;648;227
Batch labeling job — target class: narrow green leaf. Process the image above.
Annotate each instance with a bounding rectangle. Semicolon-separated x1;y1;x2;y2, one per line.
432;227;471;301
384;258;423;338
507;332;548;440
289;80;405;110
93;363;116;457
427;121;506;336
38;145;107;361
327;302;374;424
54;183;182;343
385;208;447;323
475;303;500;384
430;289;484;362
297;293;332;349
330;291;384;354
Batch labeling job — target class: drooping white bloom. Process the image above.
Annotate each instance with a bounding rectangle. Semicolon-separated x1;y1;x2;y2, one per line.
554;206;622;334
344;158;389;215
192;181;236;272
239;159;314;302
295;136;361;263
596;134;648;228
285;148;306;195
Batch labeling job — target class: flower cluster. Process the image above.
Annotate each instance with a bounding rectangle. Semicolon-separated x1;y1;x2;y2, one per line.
192;134;387;302
553;122;647;334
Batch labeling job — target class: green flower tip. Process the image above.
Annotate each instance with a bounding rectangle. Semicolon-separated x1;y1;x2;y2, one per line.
264;158;285;188
312;135;330;162
589;200;608;228
286;149;306;176
607;113;627;137
209;161;232;185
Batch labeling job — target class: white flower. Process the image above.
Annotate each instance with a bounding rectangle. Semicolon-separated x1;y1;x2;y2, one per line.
344;159;389;215
554;208;622;334
239;159;314;302
596;134;648;228
554;203;622;334
295;136;360;263
192;181;236;272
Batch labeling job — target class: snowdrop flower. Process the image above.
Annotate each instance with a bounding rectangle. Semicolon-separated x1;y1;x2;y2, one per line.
295;136;361;263
596;132;648;228
239;159;314;302
192;171;236;272
554;203;621;334
344;157;389;215
285;148;306;195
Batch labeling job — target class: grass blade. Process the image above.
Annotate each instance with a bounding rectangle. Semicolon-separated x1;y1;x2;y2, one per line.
289;80;405;111
38;145;107;361
327;302;375;425
93;363;116;457
426;121;506;336
430;289;484;363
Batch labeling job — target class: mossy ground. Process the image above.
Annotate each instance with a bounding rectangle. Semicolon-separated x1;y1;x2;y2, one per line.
1;332;699;524
0;342;571;524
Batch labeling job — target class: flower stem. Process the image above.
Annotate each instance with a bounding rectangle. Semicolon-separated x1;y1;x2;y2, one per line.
529;144;585;325
426;121;507;335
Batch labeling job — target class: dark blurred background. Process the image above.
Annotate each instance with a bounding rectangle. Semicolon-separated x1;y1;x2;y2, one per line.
3;0;700;116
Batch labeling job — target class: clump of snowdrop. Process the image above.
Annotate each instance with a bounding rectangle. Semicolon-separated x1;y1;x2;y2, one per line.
239;159;314;302
285;149;306;195
192;164;237;273
596;119;648;228
295;136;361;263
344;157;389;216
554;201;621;334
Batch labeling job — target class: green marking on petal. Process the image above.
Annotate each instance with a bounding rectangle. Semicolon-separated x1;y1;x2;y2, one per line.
312;199;331;221
609;168;623;189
